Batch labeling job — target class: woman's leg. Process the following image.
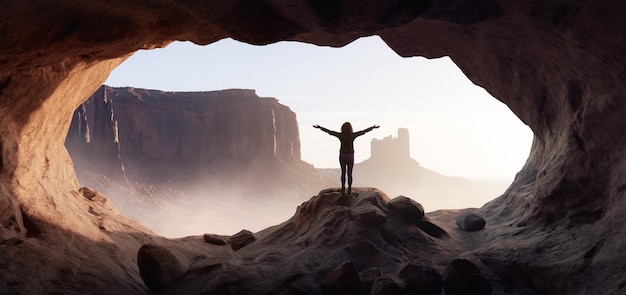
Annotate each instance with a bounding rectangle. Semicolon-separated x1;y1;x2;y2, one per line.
339;154;347;192
347;155;354;194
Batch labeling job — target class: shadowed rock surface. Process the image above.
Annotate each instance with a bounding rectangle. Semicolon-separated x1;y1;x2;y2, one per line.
1;1;625;294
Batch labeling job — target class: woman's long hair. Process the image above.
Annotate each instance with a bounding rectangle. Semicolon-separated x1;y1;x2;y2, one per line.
341;122;353;134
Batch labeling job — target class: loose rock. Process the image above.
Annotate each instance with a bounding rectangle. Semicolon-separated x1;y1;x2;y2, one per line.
388;196;424;219
229;229;256;251
456;212;486;231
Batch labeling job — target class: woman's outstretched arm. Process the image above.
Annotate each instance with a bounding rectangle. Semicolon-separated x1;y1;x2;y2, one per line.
354;125;380;136
313;125;340;136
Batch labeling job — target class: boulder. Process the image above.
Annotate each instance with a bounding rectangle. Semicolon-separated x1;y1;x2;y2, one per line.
229;229;256;251
387;196;424;219
456;213;486;232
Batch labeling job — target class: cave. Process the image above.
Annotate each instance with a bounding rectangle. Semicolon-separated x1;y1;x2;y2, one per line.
1;1;625;294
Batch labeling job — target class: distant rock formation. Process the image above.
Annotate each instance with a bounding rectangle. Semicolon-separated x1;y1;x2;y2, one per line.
370;127;411;163
65;86;334;236
67;86;301;166
319;128;509;210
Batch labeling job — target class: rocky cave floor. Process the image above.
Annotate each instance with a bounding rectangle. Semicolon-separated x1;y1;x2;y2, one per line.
135;187;581;295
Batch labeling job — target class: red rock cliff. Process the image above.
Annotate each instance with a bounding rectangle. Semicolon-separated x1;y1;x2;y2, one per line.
67;86;301;165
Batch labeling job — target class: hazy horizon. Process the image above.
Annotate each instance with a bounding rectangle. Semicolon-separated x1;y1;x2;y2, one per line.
105;36;533;181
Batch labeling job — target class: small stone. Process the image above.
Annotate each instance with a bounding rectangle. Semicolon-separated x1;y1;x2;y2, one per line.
388;196;424;219
229;229;256;251
456;212;486;231
351;204;386;225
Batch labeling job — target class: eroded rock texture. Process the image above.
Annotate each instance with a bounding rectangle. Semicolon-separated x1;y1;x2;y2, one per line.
1;1;625;294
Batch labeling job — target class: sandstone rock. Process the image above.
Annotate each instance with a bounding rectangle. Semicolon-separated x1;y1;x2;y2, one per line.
325;260;361;295
443;259;492;295
397;263;443;295
137;244;187;291
351;204;386;225
456;212;486;232
202;233;229;246
229;229;256;251
387;196;424;219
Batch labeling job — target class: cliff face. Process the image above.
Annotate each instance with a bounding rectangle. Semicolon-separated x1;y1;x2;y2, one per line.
65;86;327;237
1;1;626;294
68;86;301;166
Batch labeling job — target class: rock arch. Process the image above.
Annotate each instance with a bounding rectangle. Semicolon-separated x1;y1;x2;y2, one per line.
1;1;625;293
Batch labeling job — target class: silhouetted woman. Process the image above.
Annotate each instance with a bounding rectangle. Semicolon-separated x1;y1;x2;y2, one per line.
313;122;379;195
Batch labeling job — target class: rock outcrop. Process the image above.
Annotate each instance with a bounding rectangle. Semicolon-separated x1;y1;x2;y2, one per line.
1;1;625;294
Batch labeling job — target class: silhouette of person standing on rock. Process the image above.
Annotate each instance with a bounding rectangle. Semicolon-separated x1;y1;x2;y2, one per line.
314;122;379;195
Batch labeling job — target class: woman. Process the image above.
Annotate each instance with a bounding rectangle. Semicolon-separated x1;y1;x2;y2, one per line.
313;122;379;195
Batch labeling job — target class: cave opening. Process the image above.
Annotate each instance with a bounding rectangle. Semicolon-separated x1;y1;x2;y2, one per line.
67;36;532;237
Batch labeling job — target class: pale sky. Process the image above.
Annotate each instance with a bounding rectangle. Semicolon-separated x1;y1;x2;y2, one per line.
104;36;533;180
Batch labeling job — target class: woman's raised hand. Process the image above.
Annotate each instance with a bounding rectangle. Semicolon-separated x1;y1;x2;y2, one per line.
372;125;380;129
313;124;321;129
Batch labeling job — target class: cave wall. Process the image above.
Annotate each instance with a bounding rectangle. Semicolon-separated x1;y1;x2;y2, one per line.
0;0;625;292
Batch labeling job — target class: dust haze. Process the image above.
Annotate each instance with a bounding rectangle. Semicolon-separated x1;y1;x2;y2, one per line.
69;127;512;238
